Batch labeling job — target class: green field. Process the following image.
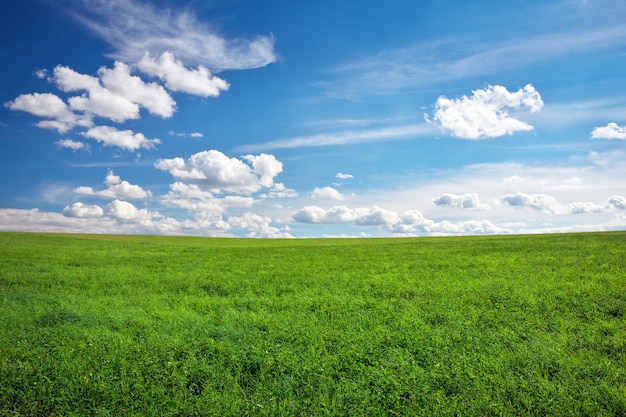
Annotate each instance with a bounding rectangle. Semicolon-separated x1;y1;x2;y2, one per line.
1;232;625;416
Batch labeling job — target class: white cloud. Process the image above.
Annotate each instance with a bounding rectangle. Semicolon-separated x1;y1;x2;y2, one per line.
137;52;229;97
501;192;567;214
0;207;183;236
607;195;626;210
72;0;276;72
74;170;151;199
99;61;175;118
190;132;203;138
591;122;626;140
82;126;160;151
5;92;92;133
106;199;154;221
161;182;254;220
310;186;345;200
292;205;501;236
326;23;626;97
242;154;284;188
54;65;141;123
155;150;283;194
568;201;606;214
433;193;489;210
336;172;354;179
501;192;626;215
432;84;543;139
62;202;104;218
228;212;292;238
55;139;86;151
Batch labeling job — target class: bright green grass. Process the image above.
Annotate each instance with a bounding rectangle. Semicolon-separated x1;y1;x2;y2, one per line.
1;232;625;416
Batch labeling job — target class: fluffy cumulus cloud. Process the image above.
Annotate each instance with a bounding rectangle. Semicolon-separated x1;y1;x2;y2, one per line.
74;170;151;199
63;202;104;218
98;62;175;117
591;122;626;140
433;193;489;210
71;0;276;72
137;52;229;97
6;62;176;136
82;126;160;151
228;212;292;238
155;150;283;194
54;65;142;123
106;199;154;221
501;192;567;214
432;84;543;139
292;205;500;236
5;92;93;133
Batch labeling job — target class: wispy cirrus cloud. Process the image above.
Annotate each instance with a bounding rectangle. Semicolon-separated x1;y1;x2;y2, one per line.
67;0;276;72
237;124;433;152
326;24;626;97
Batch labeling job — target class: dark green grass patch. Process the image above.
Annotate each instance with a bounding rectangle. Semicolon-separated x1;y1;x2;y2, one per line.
1;232;625;416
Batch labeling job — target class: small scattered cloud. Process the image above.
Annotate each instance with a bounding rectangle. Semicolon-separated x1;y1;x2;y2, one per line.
55;139;86;151
82;125;160;151
74;170;151;199
430;84;543;139
336;172;353;179
310;186;345;200
591;122;626;140
433;193;489;210
190;132;203;138
155;150;283;194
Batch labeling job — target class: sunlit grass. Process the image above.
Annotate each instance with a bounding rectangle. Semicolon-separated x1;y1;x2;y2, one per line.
1;232;625;416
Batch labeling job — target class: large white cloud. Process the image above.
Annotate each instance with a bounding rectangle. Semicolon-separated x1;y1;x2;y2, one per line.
5;92;93;133
71;0;276;72
292;205;501;236
74;170;151;200
82;126;160;151
432;84;543;139
155;150;283;194
501;192;626;215
591;122;626;140
137;52;229;97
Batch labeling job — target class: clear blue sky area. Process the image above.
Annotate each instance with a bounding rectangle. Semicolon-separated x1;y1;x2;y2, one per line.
1;0;625;237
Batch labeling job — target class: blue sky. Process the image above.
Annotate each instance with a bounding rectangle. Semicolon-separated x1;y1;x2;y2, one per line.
1;0;625;237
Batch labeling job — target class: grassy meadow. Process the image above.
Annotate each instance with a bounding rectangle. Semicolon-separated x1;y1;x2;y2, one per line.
1;231;625;416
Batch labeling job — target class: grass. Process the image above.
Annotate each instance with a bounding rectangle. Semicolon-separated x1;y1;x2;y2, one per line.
0;231;625;416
